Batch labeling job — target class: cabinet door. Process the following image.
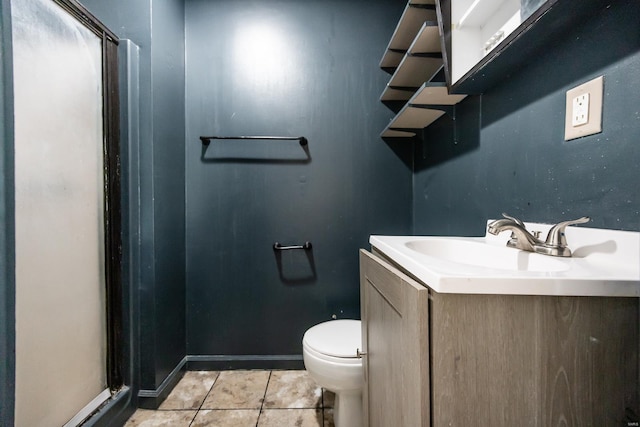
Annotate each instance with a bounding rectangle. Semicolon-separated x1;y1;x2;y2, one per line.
359;250;430;427
430;293;639;425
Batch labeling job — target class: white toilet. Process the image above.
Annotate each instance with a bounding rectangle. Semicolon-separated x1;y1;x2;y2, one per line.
302;319;363;427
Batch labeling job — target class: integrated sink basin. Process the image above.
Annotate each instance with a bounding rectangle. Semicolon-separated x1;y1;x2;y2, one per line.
370;221;640;297
404;239;570;272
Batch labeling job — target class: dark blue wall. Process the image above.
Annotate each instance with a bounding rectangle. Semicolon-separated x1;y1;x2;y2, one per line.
148;0;187;389
414;0;640;236
184;0;412;360
0;0;15;424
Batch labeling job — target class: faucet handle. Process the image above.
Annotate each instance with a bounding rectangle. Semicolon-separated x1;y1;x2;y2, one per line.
545;216;591;247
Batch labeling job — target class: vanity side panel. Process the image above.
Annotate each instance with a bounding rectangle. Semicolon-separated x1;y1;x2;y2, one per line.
431;294;639;425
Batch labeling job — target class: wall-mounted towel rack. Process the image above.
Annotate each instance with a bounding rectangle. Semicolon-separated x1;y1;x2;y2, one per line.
200;136;308;146
273;242;313;251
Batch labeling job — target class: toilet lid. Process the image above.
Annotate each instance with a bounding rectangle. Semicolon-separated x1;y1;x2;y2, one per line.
303;319;361;358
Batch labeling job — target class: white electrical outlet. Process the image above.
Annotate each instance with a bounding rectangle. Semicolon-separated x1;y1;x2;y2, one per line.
572;93;589;126
565;76;603;140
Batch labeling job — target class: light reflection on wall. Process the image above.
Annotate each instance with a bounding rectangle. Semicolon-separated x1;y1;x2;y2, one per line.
232;23;300;98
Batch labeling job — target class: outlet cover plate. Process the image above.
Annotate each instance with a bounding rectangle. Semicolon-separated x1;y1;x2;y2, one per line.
565;76;603;140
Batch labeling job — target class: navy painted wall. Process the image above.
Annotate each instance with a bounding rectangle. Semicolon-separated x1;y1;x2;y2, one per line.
81;0;187;391
148;0;187;388
0;0;16;424
184;0;412;358
414;0;640;236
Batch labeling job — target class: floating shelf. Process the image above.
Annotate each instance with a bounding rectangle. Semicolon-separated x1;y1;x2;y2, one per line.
381;82;467;138
380;51;406;71
380;0;467;139
382;129;417;138
408;21;441;53
381;20;440;70
381;22;443;101
380;87;417;102
387;56;443;89
380;1;437;69
410;83;466;105
381;107;444;138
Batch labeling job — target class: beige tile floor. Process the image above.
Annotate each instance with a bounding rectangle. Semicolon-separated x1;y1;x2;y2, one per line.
124;370;335;427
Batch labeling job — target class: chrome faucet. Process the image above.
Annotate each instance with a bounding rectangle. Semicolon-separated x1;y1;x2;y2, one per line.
487;213;590;257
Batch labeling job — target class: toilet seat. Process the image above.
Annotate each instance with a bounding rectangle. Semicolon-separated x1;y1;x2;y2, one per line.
302;319;361;359
303;341;362;365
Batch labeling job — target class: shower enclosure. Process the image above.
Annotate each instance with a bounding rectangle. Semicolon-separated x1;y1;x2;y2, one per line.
11;0;121;425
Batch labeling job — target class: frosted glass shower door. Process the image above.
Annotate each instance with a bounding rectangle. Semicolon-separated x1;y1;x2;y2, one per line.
12;0;108;425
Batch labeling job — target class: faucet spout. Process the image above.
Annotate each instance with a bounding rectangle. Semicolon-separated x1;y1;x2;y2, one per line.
487;215;542;252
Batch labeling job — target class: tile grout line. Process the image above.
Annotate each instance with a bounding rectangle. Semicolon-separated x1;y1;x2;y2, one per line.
188;370;221;427
321;387;325;426
255;370;273;427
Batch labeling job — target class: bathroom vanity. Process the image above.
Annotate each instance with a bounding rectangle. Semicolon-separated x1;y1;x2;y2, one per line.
359;225;640;426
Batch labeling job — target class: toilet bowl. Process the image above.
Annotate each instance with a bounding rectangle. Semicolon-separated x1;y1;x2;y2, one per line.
302;319;363;427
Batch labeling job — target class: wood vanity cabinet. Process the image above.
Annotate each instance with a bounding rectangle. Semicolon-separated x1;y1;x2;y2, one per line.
360;249;639;426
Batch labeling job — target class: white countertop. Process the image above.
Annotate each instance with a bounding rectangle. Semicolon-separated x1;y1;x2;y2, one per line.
370;222;640;297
